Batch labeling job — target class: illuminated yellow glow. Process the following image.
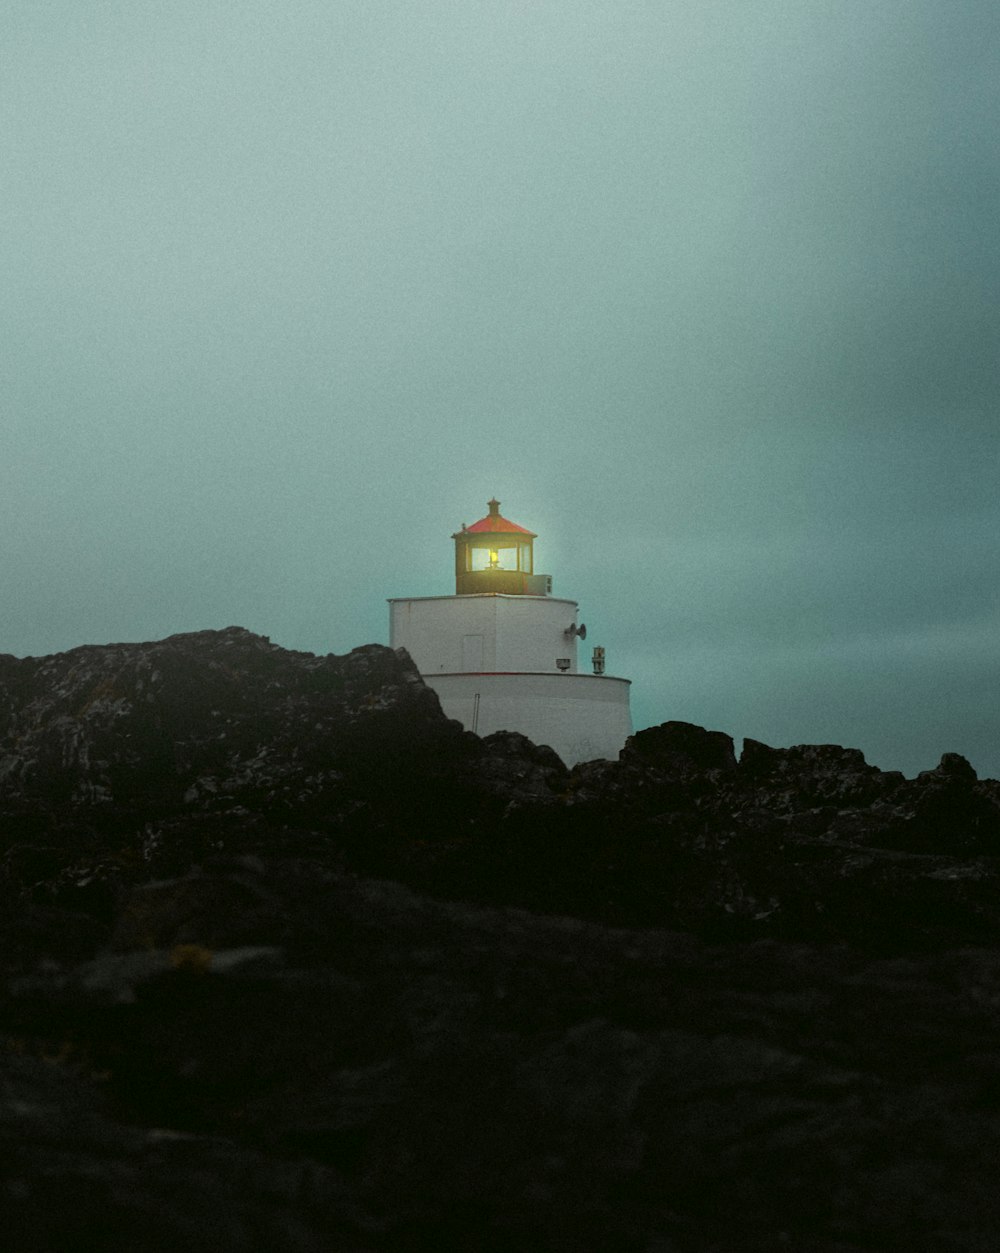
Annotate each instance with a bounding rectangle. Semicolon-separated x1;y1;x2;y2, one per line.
488;549;500;568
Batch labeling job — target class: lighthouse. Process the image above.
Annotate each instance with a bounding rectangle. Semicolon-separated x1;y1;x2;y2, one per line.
388;499;632;766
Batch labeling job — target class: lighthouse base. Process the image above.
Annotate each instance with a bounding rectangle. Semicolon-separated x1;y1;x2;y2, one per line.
425;671;631;768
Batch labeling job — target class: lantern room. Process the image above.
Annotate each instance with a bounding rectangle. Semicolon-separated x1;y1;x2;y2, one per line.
452;499;551;596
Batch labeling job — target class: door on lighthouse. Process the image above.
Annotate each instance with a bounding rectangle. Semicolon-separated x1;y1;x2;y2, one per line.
462;634;484;671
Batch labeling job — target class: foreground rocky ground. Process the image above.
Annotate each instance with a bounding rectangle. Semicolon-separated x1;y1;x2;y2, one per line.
2;628;1000;1250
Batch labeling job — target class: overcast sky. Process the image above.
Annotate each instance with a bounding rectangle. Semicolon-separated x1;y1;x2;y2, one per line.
3;2;999;777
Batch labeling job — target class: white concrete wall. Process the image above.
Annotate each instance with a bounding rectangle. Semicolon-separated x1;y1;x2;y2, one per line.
389;595;582;675
425;671;632;767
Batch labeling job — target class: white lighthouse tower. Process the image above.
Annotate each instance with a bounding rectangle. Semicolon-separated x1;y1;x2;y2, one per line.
388;498;632;766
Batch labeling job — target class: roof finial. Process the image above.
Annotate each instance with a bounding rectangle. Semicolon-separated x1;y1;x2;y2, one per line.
488;498;500;516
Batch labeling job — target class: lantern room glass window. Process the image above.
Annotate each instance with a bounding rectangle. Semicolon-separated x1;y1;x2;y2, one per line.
468;544;532;572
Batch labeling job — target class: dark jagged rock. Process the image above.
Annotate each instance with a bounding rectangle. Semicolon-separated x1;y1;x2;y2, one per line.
4;629;1000;1250
473;729;569;802
621;719;738;775
737;738;899;810
921;751;978;781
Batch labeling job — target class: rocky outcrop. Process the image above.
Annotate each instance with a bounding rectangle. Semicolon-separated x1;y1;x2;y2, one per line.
2;631;999;951
0;626;461;814
3;630;1000;1250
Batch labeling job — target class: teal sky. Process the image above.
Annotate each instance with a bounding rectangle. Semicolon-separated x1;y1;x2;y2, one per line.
4;2;999;777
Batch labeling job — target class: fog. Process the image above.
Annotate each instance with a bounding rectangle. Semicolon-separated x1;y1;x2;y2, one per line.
4;2;999;776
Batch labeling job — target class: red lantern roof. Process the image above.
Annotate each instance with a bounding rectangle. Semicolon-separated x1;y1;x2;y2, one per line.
457;499;536;537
